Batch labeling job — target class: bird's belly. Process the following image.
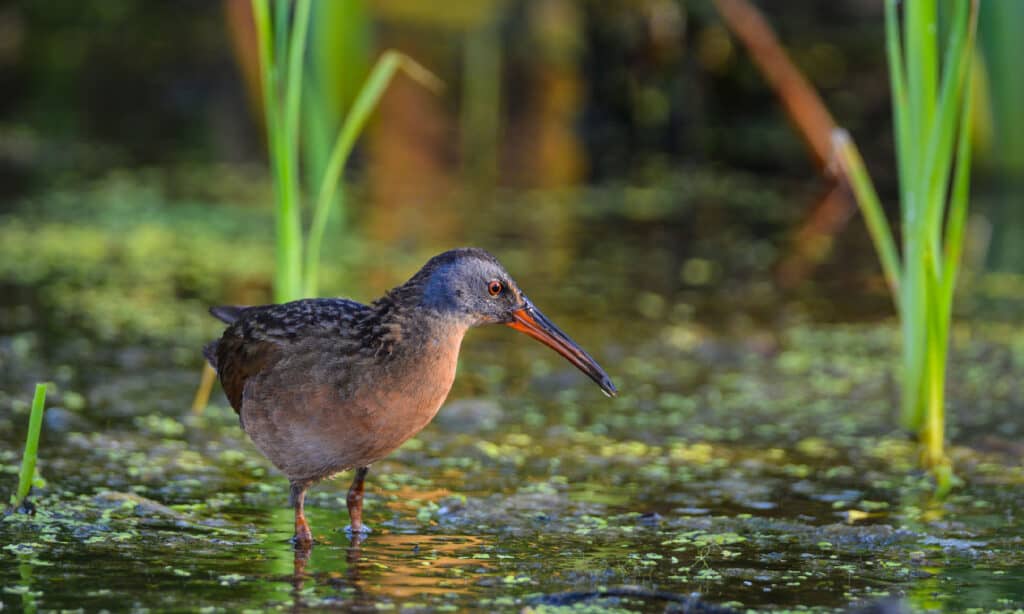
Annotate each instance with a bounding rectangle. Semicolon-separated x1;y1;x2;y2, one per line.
241;340;460;482
352;372;455;465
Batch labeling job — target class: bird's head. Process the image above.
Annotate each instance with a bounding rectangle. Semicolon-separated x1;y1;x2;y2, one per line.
415;248;617;397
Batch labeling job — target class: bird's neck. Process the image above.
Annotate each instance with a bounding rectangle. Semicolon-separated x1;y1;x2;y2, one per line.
359;286;471;359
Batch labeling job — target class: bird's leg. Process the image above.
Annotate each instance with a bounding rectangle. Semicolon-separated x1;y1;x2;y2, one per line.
345;466;371;539
290;481;313;549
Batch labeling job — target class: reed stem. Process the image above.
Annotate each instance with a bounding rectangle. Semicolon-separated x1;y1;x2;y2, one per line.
12;383;48;508
837;0;978;493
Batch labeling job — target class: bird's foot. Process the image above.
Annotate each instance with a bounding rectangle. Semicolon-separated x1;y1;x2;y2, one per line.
291;532;314;550
290;536;313;552
343;524;372;539
292;518;314;550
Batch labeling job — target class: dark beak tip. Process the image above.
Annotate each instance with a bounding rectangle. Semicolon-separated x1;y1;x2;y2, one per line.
601;378;618;398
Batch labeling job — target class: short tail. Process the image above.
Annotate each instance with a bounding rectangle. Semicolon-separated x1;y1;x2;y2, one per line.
203;305;247;369
202;341;219;368
209;305;247;324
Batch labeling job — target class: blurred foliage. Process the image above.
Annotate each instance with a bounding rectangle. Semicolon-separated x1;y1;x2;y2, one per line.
0;0;1019;334
574;0;888;180
0;1;247;175
0;3;1023;609
977;0;1024;175
0;0;895;192
0;173;352;343
301;0;371;196
976;0;1024;273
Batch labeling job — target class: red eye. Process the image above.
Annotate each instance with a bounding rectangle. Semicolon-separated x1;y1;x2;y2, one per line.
487;280;503;296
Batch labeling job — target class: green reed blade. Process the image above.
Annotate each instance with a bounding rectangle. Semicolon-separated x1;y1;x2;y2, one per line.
303;52;442;296
284;0;310;181
901;238;928;429
885;0;911;196
922;0;975;261
942;66;974;305
273;0;289;66
923;249;949;484
302;0;370;189
905;0;937;166
252;0;304;302
12;384;47;507
832;130;902;310
893;0;928;431
837;0;976;490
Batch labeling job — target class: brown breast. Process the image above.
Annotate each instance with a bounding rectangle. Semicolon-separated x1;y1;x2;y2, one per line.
234;318;467;483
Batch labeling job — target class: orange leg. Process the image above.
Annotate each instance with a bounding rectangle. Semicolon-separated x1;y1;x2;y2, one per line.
345;466;370;538
290;481;313;549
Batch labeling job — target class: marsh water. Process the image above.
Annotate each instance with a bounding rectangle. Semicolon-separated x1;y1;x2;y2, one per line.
1;177;1023;612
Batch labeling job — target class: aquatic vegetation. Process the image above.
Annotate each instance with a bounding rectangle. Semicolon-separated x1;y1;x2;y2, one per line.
835;0;979;494
3;272;1024;609
977;1;1024;272
9;384;47;511
249;0;440;301
2;154;1024;612
717;0;980;495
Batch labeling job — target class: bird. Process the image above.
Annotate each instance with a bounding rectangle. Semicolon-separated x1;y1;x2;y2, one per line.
203;248;617;548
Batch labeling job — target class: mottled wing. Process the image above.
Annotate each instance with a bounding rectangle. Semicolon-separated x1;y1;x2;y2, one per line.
208;298;371;413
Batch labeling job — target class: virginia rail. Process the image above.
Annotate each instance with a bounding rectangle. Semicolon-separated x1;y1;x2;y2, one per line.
203;248;616;548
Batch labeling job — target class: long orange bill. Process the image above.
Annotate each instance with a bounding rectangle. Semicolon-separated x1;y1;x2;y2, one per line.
506;299;618;397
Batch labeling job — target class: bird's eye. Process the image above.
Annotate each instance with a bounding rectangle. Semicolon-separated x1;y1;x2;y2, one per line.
487;280;503;297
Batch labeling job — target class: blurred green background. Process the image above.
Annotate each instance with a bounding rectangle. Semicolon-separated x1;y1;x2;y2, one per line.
1;0;1020;326
1;1;1024;612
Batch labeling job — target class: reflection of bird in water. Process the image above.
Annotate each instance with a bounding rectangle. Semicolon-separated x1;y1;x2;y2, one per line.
290;538;368;610
290;534;491;609
205;249;616;548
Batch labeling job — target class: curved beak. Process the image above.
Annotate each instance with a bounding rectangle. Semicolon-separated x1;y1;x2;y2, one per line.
506;299;618;397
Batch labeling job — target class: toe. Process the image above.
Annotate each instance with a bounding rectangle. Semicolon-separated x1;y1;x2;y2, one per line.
343;524;373;537
292;529;314;549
